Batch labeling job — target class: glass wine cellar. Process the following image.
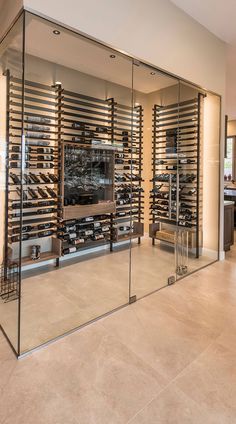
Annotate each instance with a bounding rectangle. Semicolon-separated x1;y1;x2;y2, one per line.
0;11;221;356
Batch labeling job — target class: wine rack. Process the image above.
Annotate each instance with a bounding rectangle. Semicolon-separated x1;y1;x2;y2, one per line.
112;103;144;244
6;74;61;267
3;75;144;272
58;88;116;253
150;96;203;256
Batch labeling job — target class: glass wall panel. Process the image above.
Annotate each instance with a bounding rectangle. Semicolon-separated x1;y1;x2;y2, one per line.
131;62;180;299
0;15;24;355
19;12;133;354
176;82;220;277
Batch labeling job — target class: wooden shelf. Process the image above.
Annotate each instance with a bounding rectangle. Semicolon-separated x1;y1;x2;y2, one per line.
21;251;59;266
21;238;61;266
62;201;116;220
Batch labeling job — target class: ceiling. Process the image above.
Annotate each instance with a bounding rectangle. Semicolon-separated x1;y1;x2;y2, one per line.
171;0;236;119
23;15;176;95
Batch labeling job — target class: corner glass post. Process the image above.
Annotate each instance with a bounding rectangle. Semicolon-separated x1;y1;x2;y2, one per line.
0;12;25;357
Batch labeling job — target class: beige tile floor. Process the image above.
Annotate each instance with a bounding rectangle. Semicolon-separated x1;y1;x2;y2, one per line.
1;246;236;422
0;237;213;353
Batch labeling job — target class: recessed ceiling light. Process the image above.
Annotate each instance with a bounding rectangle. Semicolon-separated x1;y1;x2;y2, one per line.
150;71;156;75
53;30;60;35
110;54;116;59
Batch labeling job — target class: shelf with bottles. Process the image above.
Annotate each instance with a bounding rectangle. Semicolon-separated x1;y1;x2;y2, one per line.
111;221;144;243
150;96;202;248
5;75;61;272
59;214;111;255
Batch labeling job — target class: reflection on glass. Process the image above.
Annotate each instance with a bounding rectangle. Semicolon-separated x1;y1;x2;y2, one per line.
17;11;133;354
0;15;24;355
131;64;180;299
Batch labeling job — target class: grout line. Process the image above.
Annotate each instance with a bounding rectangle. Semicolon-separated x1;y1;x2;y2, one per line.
126;331;221;423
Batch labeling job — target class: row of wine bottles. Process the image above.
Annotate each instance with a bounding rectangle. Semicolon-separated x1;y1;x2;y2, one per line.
14;186;58;201
10;172;58;185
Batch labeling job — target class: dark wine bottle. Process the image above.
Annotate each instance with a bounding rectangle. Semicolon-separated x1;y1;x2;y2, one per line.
119;226;130;231
48;173;58;183
38;230;54;238
37;186;48;198
37;147;53;154
37;155;54;161
16;187;28;201
37;163;54;169
46;186;57;198
28;188;38;199
10;173;21;184
38;222;54;230
63;246;77;254
30;173;41;183
39;173;51;183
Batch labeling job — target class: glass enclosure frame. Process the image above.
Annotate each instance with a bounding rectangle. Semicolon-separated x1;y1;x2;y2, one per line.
0;10;221;357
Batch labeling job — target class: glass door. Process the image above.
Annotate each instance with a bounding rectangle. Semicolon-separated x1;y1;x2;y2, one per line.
175;82;220;279
130;61;180;299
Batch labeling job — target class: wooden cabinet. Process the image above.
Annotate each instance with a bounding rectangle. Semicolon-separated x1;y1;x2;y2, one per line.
224;201;234;251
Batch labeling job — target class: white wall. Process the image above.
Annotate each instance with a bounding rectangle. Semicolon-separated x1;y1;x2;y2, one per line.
21;0;226;96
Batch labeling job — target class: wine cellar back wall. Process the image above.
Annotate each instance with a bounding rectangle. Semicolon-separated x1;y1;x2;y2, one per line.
24;54;150;238
25;55;186;237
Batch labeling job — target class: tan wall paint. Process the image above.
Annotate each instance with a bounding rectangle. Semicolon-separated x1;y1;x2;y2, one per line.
228;120;236;137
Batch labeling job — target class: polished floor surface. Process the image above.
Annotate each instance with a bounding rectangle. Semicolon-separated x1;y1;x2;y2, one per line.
0;237;212;353
1;250;236;423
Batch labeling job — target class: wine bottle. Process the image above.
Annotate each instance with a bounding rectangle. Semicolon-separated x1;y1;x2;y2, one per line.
39;173;51;183
37;155;54;162
37;187;48;198
94;222;101;228
11;234;29;242
38;230;54;238
12;225;32;234
72;122;85;129
63;246;77;254
37;163;54;168
10;173;21;184
82;216;94;222
37;207;56;214
65;224;76;232
30;173;41;183
119;226;130;231
96;126;108;133
37;147;53;154
101;225;110;232
84;229;93;236
23;174;32;184
48;173;58;183
72;238;85;245
16;187;28;201
38;222;54;230
46;187;57;198
26;116;51;124
10;162;28;169
28;188;38;199
92;234;104;241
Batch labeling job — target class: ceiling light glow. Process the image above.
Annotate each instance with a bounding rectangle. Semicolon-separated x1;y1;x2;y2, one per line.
53;30;60;35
